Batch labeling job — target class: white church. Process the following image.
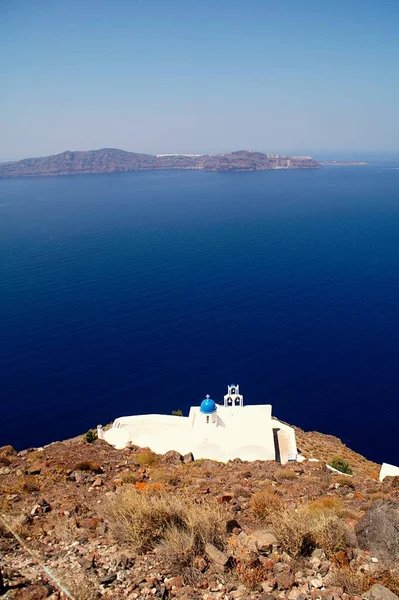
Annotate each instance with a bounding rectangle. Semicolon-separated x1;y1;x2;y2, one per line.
99;384;298;464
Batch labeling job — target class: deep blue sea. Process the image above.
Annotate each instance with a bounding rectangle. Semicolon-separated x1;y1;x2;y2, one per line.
1;165;399;464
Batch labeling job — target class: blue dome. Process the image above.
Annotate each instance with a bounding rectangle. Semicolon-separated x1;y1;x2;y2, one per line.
200;397;217;414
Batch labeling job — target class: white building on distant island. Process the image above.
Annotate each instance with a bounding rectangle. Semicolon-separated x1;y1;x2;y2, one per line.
99;384;298;464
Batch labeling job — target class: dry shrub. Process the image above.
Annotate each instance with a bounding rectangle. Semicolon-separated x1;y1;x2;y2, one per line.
275;468;297;481
106;487;226;583
370;491;390;503
327;568;370;595
105;487;226;564
16;476;41;494
250;487;283;522
337;508;362;521
232;484;252;499
373;570;399;595
271;508;314;557
135;449;159;466
235;561;268;590
306;495;341;514
150;467;181;486
310;512;356;555
270;506;355;558
335;475;356;489
0;456;11;466
120;472;139;485
73;461;102;473
158;501;226;582
105;487;186;551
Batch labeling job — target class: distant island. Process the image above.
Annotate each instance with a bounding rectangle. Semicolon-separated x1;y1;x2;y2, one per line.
0;148;321;178
320;160;369;166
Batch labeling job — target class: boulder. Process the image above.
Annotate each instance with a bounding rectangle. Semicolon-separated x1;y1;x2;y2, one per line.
276;572;294;590
236;529;277;554
183;452;194;463
251;530;278;554
205;543;230;569
363;584;399;600
0;445;16;456
164;450;183;464
8;584;53;599
355;501;399;561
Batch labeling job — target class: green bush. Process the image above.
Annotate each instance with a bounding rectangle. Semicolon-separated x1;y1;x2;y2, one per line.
83;429;97;444
172;409;183;416
330;457;353;475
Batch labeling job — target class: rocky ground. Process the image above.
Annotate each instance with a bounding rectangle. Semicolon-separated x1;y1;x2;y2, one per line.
1;428;399;600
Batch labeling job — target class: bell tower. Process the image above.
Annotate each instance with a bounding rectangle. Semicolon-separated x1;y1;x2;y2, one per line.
224;384;244;407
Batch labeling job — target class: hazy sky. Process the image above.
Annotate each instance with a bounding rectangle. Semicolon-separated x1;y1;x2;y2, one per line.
1;0;399;161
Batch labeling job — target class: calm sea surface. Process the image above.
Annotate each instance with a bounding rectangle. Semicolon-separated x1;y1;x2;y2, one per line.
1;166;399;464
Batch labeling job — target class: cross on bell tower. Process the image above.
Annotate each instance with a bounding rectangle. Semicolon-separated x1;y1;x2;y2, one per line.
224;383;244;407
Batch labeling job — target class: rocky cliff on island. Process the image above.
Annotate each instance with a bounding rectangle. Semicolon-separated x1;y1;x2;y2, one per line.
3;424;399;600
0;149;321;178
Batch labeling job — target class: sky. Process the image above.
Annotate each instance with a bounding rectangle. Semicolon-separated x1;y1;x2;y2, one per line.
1;0;399;161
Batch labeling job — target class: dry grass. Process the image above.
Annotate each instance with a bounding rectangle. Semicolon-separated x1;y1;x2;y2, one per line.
105;487;186;551
120;472;140;485
73;461;102;473
106;486;225;548
372;570;399;596
370;491;390;503
105;487;226;582
327;568;370;595
275;468;297;481
149;467;181;486
134;449;159;466
337;507;363;521
306;495;341;514
250;487;283;522
269;505;355;558
232;483;252;499
335;475;356;489
15;476;42;494
158;502;227;582
235;561;268;590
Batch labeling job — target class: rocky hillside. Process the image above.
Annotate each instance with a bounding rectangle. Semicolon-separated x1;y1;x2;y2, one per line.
0;149;321;178
1;428;399;600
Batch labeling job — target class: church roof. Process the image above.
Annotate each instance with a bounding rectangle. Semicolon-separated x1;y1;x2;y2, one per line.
200;397;217;414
